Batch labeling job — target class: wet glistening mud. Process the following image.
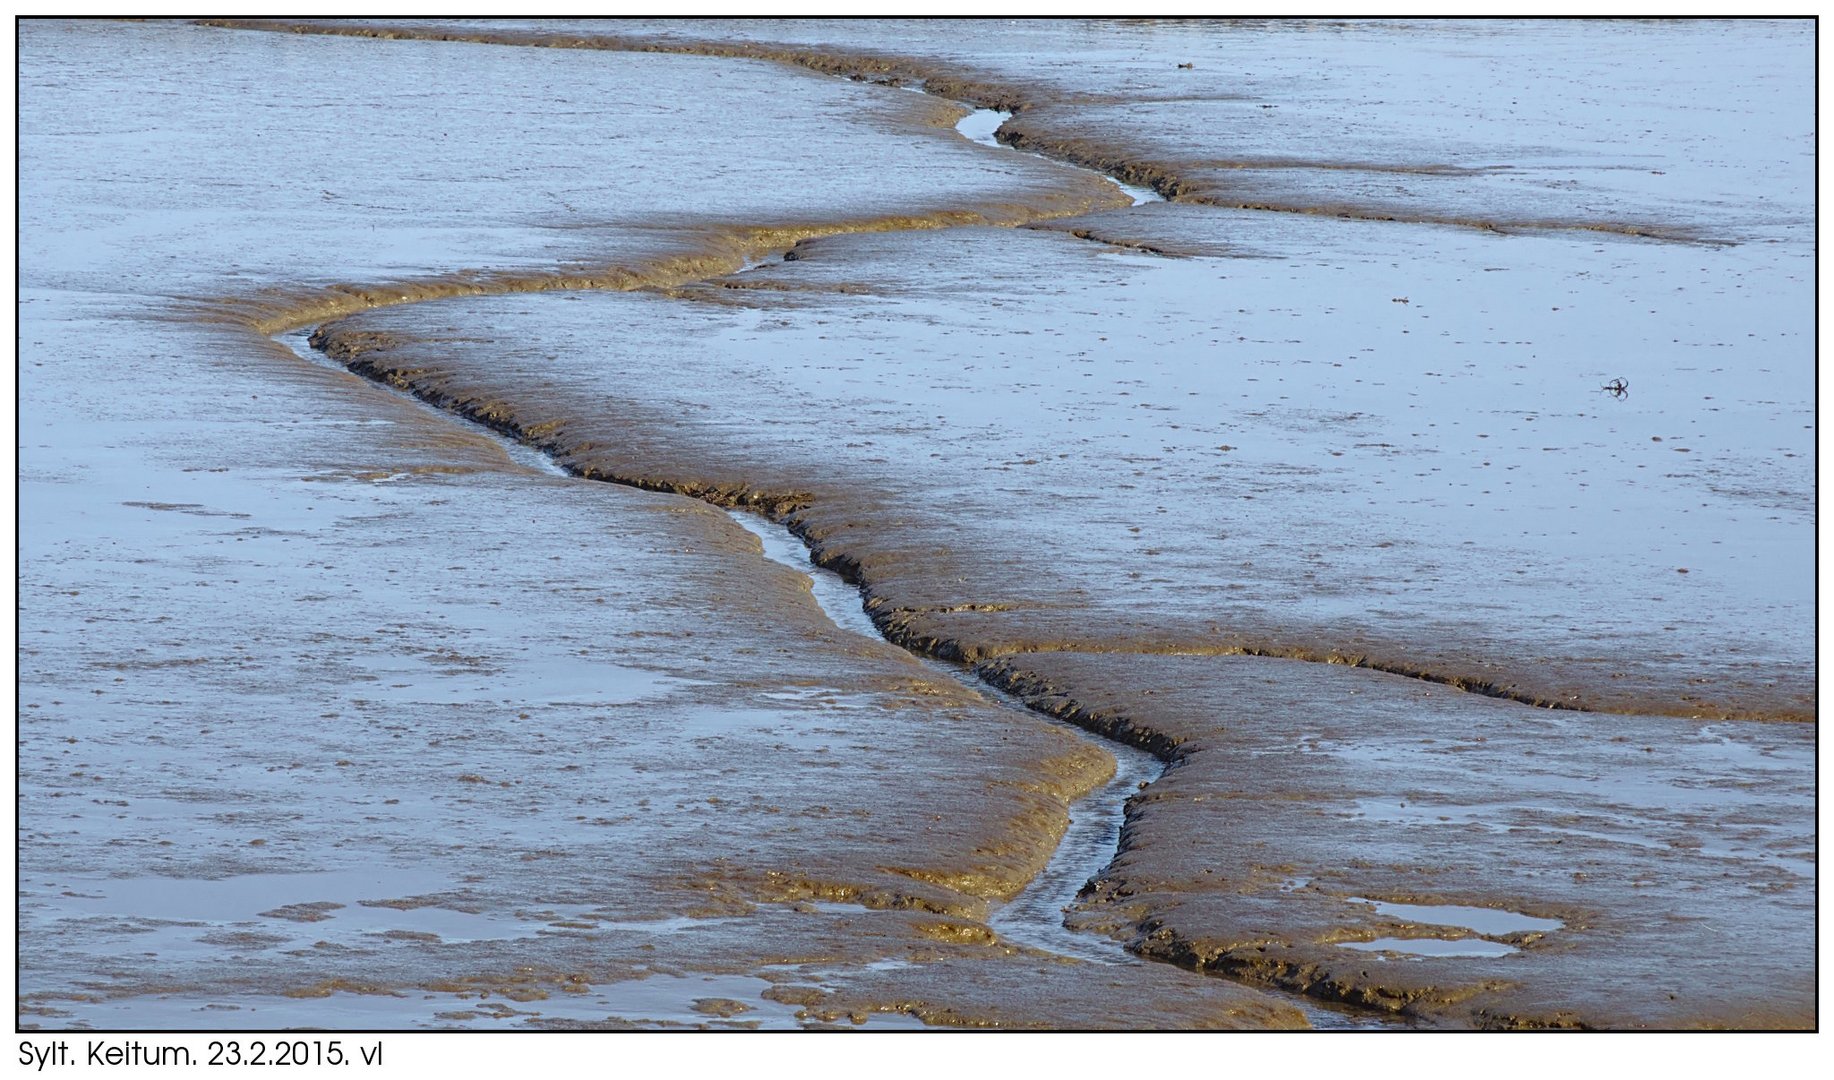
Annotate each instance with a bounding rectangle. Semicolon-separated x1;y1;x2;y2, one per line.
19;19;1812;1030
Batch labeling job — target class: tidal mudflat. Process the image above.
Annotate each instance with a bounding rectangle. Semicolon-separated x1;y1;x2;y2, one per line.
16;19;1814;1031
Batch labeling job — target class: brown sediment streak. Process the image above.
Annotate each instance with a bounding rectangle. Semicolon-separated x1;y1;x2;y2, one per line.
201;202;1121;339
971;653;1571;763
1188;157;1509;176
192;18;1034;111
194;18;1712;244
982;644;1587;716
867;606;1808;722
1175;195;1713;244
994;126;1716;244
1019;221;1191;258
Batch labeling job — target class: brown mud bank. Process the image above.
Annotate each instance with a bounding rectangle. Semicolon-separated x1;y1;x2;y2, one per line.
995;118;1711;244
975;652;1814;1029
305;318;1805;724
197;17;1711;245
194;18;1042;115
199;191;1125;341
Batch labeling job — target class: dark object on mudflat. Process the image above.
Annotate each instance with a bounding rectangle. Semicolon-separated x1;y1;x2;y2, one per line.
1602;377;1629;398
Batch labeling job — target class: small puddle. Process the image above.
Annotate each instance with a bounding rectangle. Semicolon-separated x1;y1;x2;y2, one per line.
1348;897;1562;936
1340;937;1518;959
1332;896;1556;960
954;107;1007;148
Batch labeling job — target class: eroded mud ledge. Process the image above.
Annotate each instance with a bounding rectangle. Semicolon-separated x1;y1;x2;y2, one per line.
205;198;1124;340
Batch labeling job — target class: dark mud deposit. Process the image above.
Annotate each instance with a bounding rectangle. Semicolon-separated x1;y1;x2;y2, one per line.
19;18;1813;1031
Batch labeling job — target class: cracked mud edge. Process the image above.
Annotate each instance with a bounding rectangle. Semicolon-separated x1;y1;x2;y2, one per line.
195;17;1717;245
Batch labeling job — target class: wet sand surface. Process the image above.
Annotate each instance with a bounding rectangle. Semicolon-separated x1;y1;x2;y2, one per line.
982;652;1813;1028
313;213;1810;721
262;17;1807;239
18;18;1813;1030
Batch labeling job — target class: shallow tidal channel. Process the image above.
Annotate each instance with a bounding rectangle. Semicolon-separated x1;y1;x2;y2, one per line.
723;511;1165;967
282;330;1398;1030
280;332;1168;973
273;88;1197;980
21;18;1812;1032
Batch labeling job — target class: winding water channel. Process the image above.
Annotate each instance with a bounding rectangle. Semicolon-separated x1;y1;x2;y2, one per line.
283;313;1395;1032
22;17;1816;1035
265;81;1426;1028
